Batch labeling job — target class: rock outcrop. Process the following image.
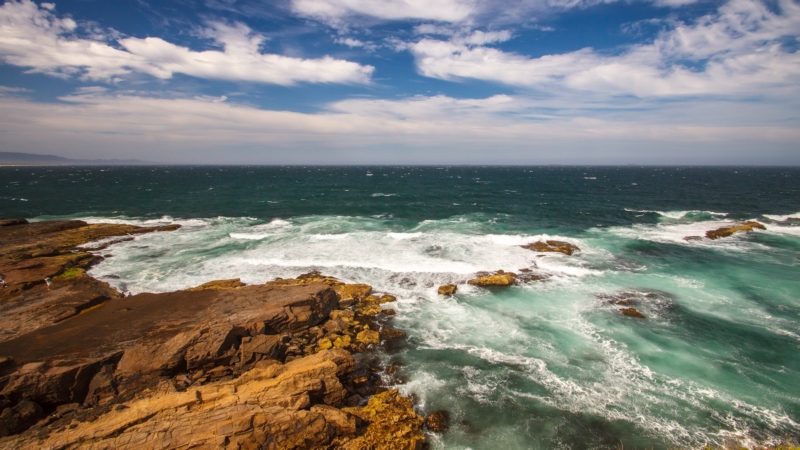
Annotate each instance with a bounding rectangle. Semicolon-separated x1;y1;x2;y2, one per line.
438;284;457;295
620;307;646;319
425;410;451;432
468;270;517;287
0;223;423;448
705;221;766;240
0;220;181;343
521;240;580;255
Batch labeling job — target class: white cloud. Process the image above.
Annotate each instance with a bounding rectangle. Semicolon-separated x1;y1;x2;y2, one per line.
291;0;478;24
0;90;796;164
0;0;373;85
407;0;800;99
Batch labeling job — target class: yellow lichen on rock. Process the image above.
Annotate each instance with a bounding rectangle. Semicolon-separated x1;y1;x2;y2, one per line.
705;221;766;240
437;284;457;295
468;271;517;287
521;240;580;255
356;330;380;345
335;284;373;307
185;278;245;291
340;389;426;450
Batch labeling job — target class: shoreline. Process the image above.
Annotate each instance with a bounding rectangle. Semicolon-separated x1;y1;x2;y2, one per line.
0;219;429;448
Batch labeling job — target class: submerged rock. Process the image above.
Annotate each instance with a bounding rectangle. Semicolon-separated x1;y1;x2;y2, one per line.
521;240;580;255
425;410;451;432
705;221;766;240
620;307;646;319
438;284;457;295
468;271;517;287
185;278;245;291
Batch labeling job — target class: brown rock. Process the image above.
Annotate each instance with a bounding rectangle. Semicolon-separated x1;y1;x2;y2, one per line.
381;328;407;339
356;330;380;345
378;294;397;304
0;400;43;437
620;307;646;319
341;389;426;450
468;271;517;287
335;284;372;308
0;218;28;227
425;410;451;432
438;284;457;295
705;221;766;240
185;278;245;291
1;350;357;449
521;240;580;255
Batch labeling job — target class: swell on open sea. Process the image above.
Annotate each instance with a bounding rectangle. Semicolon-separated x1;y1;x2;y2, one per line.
2;165;799;449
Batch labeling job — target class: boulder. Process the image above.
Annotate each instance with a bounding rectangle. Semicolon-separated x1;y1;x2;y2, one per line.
437;284;457;296
521;240;580;255
705;221;766;240
381;328;407;339
335;284;372;308
425;410;451;432
620;307;646;319
0;218;28;227
468;271;517;287
0;401;43;437
356;330;380;345
340;389;426;450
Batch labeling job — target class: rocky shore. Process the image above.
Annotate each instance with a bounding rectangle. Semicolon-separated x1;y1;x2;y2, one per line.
0;219;426;449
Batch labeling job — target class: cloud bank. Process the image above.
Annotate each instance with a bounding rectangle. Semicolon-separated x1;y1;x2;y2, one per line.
0;0;373;84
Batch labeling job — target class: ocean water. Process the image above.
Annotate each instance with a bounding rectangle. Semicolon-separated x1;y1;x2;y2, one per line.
2;166;799;449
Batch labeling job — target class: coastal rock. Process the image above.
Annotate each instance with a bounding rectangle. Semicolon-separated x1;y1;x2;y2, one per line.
341;389;426;450
620;307;646;319
0;218;28;227
0;400;43;437
381;328;407;339
356;330;380;345
185;278;245;291
425;410;451;432
683;236;703;241
1;350;357;449
335;284;373;308
438;284;457;295
468;271;517;287
705;221;766;239
521;240;580;255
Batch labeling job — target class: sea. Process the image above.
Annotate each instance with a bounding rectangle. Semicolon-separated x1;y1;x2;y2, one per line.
2;165;799;449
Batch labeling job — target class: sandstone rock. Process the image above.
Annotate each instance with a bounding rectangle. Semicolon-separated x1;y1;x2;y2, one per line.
356;330;380;345
620;307;646;319
185;278;245;291
521;240;580;255
705;221;766;239
2;350;357;449
335;284;372;308
425;410;451;432
358;304;382;316
240;334;283;365
438;284;457;295
341;389;426;450
0;218;28;227
378;294;397;304
318;338;333;351
468;271;517;287
381;328;407;339
0;400;43;437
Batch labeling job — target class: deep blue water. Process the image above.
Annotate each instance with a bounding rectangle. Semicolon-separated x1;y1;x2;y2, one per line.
2;165;799;449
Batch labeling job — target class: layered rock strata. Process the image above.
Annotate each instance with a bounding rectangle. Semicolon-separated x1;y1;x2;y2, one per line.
0;221;424;449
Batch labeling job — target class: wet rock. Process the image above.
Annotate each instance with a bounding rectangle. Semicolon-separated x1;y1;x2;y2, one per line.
0;218;28;227
425;410;451;432
521;240;580;255
378;294;396;304
468;270;517;287
185;278;245;291
438;284;457;295
683;236;703;241
705;221;766;239
620;307;646;319
381;328;407;339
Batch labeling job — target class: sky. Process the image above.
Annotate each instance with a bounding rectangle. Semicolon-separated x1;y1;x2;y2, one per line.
0;0;798;164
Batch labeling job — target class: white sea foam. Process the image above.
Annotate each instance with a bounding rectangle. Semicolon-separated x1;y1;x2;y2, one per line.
229;233;272;240
371;193;397;197
762;212;800;222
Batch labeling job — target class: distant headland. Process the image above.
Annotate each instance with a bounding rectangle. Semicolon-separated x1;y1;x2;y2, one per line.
0;152;151;166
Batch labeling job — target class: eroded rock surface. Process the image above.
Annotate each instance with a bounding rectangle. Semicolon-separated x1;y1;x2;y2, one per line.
705;221;766;240
0;225;421;449
521;240;580;255
468;270;517;287
438;284;457;295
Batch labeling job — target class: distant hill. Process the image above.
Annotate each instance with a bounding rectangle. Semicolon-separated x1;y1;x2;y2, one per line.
0;152;151;165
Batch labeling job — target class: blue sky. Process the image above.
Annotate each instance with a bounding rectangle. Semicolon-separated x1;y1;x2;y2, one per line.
0;0;798;164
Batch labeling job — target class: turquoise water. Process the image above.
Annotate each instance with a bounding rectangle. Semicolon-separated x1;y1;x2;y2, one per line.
2;166;799;448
